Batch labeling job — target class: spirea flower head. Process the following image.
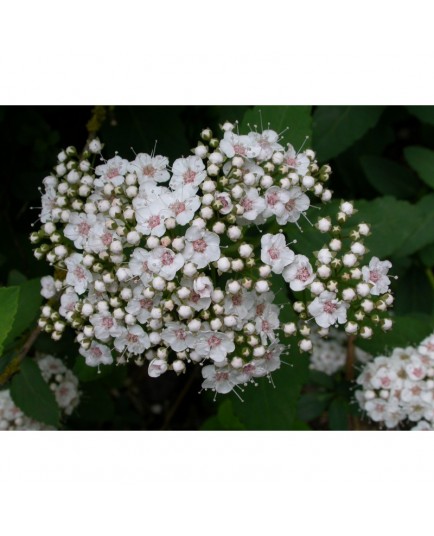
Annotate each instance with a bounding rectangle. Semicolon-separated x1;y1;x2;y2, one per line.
0;354;80;430
356;332;434;430
31;118;395;397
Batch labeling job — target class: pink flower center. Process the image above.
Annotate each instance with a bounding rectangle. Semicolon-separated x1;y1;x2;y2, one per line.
140;298;153;310
256;303;265;316
215;371;229;381
380;376;391;388
208;335;221;348
285;199;296;211
232;294;242;306
74;266;86;280
127;333;139;343
193;238;207;253
370;270;381;283
233;144;246;156
175;329;186;341
267;192;279;206
296;267;311;281
241;197;254;211
170;201;186;215
78;221;91;236
101;232;113;246
217;195;229;208
143;165;156;177
91;347;102;358
262;320;271;332
148;215;161;229
243;364;255;374
107;167;120;179
143;261;150;272
102;317;114;329
161;251;174;266
323;301;337;314
268;247;280;260
183;169;196;184
412;367;424;378
286;157;298;167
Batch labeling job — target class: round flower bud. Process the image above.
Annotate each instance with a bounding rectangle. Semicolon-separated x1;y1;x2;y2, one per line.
340;201;354;216
293;301;305;313
97;301;109;313
172;237;184;251
207;164;219;176
382;318;393;331
124;208;134;221
231;259;244;272
329;239;342;251
228;226;242;240
317;265;331;279
260;175;273;188
124;313;136;325
302;175;315;189
231;185;244;199
231;357;244;369
210;318;223;332
149;332;162;345
81;303;94;317
202;180;216;193
78;185;90;197
239;244;253;258
314;184;323;196
178;305;193;319
109;240;123;254
243;173;256;186
356;283;371;297
212;222;226;234
255;280;269;293
94;280;106;292
202;193;214;206
125;185;138;198
125;173;137;186
345;321;358;334
343;253;357;267
194;145;208;158
231;156;244;168
147;236;160;249
351;268;362;280
192;218;206;229
253;346;266;358
321;189;332;202
126;231;140;245
317;248;332;264
283;322;297;335
200;206;214;220
89;139;102;153
217;257;231;272
361;299;374;313
228;280;241;294
280;177;291;189
116;267;131;282
188;319;202;332
223;315;237;327
211;289;224;303
152;276;166;291
272;152;284;165
351;242;366;256
151;307;162;319
358;223;370;236
359;326;373;339
342;288;356;301
209;152;223;165
183;263;197;277
113;308;125;320
299;339;313;352
177;286;190;300
120;288;132;301
317;217;331;232
259;265;271;277
173;360;186;374
310;281;325;295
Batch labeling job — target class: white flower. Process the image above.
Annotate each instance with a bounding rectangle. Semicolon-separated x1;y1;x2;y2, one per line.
40;275;57;299
193;276;213;298
148;247;184;281
248;129;284;161
196;331;235;362
134;200;170;237
90;312;124;341
114;325;150;355
95;156;129;187
65;253;93;295
260;233;295;274
40;187;57;223
161;322;195;352
276;187;310;225
224;288;255;322
79;341;113;367
162;186;201;226
129;153;170;184
239;188;266;221
255;304;280;344
54;381;78;409
219;131;261;159
201;365;237;394
59;289;79;319
361;257;392;295
183;226;220;269
125;286;158;323
169;156;206;189
148;358;168;378
284;145;310;176
214;192;233;215
308;291;348;328
129;248;153;285
418;334;434;360
282;254;315;290
64;212;103;250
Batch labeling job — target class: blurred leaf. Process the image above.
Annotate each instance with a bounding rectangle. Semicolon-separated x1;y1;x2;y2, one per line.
396;194;434;257
357;314;434;356
419;243;434;267
312;106;384;162
73;382;115;422
394;263;434;315
7;269;27;286
0;286;20;357
297;392;330;422
73;355;114;383
3;278;43;348
10;357;60;427
360;155;419;198
201;399;245;430
309;370;335;389
230;344;310;430
404;146;434;190
328;398;349;430
407;106;434;126
241;106;312;151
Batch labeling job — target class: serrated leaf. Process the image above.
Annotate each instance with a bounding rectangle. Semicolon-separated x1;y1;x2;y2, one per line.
0;286;20;357
241;106;312;151
404;146;434;190
3;278;43;348
312;106;384;162
10;357;60;427
360;155;419;198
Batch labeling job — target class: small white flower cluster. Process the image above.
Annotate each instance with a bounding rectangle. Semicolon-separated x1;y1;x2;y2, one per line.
31;121;394;396
356;333;434;430
309;328;371;376
0;354;80;430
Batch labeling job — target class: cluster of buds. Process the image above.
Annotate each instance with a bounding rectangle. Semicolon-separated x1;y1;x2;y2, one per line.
31;120;395;397
309;327;371;376
356;333;434;430
0;354;80;430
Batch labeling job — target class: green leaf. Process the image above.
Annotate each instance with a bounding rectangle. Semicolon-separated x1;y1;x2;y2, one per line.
328;398;349;430
3;278;43;348
201;399;245;430
360;155;419;198
7;269;27;286
241;106;312;151
10;357;60;427
404;146;434;190
0;286;20;357
394;263;434;315
73;355;114;382
396;194;434;257
407;106;434;126
309;370;335;390
229;344;310;430
297;392;330;422
312;106;384;162
357;314;434;356
419;243;434;267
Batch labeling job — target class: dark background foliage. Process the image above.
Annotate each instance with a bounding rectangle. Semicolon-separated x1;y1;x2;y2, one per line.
1;105;433;430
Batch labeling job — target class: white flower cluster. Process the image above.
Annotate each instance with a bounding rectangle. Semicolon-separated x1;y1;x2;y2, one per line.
356;333;434;430
31;121;394;396
0;354;80;430
309;328;371;376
